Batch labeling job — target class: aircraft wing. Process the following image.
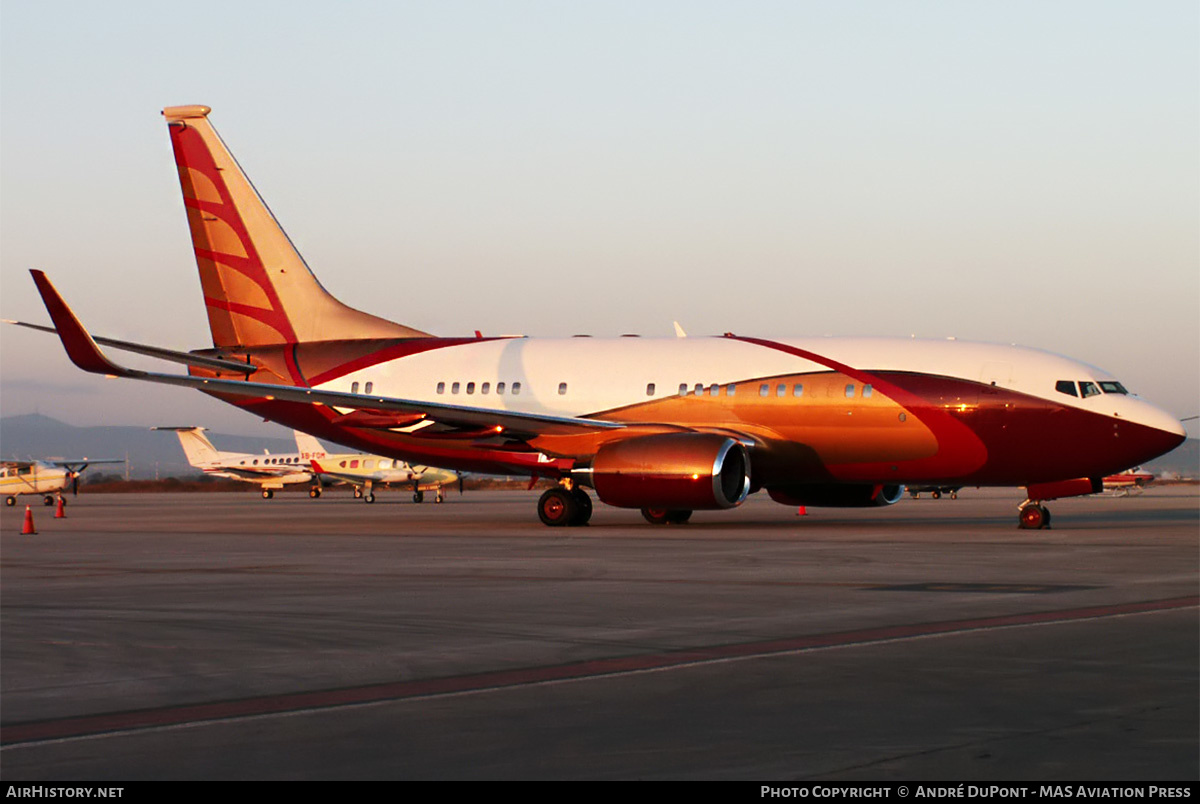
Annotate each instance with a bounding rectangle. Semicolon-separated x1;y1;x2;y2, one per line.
308;460;376;485
4;319;254;374
215;465;309;480
29;270;627;440
43;458;125;469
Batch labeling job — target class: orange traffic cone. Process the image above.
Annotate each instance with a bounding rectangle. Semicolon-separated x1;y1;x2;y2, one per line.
22;505;37;534
55;496;66;518
797;506;807;517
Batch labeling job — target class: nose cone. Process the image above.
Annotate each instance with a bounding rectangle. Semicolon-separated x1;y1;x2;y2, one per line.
1119;398;1188;466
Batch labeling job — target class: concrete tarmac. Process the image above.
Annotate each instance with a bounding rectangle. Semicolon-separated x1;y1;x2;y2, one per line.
2;486;1196;780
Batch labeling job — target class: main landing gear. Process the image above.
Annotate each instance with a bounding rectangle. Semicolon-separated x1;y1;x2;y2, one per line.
640;507;692;525
537;485;592;527
1018;502;1052;530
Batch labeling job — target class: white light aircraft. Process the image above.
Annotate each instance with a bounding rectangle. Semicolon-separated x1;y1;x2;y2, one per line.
2;458;123;506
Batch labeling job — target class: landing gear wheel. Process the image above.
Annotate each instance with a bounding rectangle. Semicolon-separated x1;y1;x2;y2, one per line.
641;507;670;525
931;490;941;499
569;488;593;526
5;496;15;507
666;509;692;524
1019;504;1049;530
309;487;321;499
435;489;445;504
538;488;577;527
353;487;363;499
262;489;274;500
364;492;375;504
413;491;424;503
43;495;55;506
950;491;958;500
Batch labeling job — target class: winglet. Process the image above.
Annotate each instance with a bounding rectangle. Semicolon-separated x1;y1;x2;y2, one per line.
30;271;131;377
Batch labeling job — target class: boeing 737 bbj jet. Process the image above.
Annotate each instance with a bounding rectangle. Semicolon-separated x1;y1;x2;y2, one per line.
16;106;1186;528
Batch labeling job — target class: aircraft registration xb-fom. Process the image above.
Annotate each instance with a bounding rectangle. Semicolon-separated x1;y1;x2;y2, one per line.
20;105;1187;528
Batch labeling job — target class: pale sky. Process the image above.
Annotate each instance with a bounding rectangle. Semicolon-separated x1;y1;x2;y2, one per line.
2;1;1197;438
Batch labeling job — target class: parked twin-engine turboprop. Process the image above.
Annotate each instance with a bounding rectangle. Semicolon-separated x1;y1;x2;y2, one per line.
156;426;458;502
14;105;1187;528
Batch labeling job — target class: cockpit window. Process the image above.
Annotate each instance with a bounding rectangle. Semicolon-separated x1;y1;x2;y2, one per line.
1055;380;1078;397
1079;381;1100;398
1099;381;1128;395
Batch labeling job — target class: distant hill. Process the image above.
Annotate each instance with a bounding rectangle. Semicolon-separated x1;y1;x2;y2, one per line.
0;414;297;479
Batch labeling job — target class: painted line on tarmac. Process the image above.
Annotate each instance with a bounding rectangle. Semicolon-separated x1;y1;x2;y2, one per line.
3;595;1195;748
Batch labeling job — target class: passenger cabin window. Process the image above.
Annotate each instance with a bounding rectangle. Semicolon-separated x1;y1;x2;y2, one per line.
726;384;736;396
863;384;873;398
680;383;689;397
351;381;360;394
481;382;490;394
558;382;568;395
759;384;769;397
512;382;521;395
646;383;656;396
845;384;855;398
793;384;803;398
364;382;373;394
451;382;461;394
497;382;506;395
1079;381;1100;398
466;382;475;395
709;384;719;396
1055;380;1077;397
437;381;445;395
776;384;786;397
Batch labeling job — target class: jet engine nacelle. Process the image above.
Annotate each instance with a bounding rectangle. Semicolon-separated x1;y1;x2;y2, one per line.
767;483;906;508
578;433;751;510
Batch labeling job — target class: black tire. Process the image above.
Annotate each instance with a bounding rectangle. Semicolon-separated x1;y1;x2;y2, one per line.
43;495;55;506
641;507;671;525
538;488;577;527
1018;504;1046;530
666;509;692;524
931;490;941;499
5;497;15;507
570;488;593;526
365;492;375;504
262;489;274;499
413;491;424;503
309;487;321;499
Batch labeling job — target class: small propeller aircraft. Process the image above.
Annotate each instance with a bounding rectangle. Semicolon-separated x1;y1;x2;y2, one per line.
157;426;460;502
2;458;123;506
